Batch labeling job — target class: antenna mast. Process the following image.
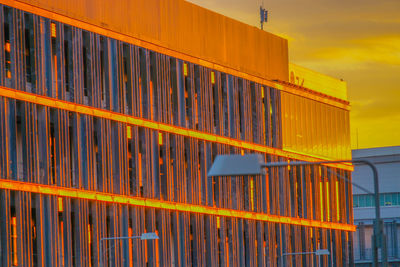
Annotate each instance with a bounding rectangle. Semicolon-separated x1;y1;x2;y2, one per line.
260;4;268;30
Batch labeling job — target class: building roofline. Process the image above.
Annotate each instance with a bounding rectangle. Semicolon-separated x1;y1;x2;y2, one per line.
352;146;400;158
0;0;350;110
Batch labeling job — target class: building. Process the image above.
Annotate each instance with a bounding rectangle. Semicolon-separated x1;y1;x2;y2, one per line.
0;0;354;266
352;147;400;266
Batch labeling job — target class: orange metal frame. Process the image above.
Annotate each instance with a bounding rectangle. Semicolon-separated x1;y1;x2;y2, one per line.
0;0;349;110
0;178;356;232
0;86;353;171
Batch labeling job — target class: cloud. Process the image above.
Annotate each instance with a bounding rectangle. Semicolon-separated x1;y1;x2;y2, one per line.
309;35;400;67
350;114;400;149
187;0;400;149
352;97;400;119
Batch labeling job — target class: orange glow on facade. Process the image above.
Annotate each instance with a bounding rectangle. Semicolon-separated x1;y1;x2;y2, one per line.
60;221;64;262
183;63;188;76
58;197;63;212
11;216;17;266
127;125;132;139
0;86;353;171
250;178;254;211
336;180;340;221
0;179;356;232
326;181;330;221
155;231;160;267
145;231;148;263
88;224;92;267
309;180;313;220
158;132;163;145
87;224;91;244
128;227;133;267
51;22;56;37
5;41;10;52
53;54;58;97
320;181;324;221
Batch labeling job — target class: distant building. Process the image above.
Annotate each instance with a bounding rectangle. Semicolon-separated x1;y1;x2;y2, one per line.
0;0;354;266
352;146;400;266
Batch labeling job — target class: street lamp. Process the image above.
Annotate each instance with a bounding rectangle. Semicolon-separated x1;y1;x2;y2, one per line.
281;248;330;266
207;154;388;267
99;232;159;267
282;248;330;258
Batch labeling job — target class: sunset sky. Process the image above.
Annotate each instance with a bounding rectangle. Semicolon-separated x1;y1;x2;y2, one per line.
188;0;400;150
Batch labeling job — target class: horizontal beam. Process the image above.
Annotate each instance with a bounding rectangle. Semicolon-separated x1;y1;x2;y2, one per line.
0;178;356;232
0;86;353;170
0;0;349;110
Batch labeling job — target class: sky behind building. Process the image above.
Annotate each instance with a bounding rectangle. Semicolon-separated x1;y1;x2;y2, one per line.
187;0;400;150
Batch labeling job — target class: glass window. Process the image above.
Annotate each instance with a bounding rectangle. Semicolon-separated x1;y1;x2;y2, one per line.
82;30;91;102
24;13;35;89
380;195;385;206
50;22;58;97
354;193;400;207
63;25;73;94
392;193;397;205
384;194;392;206
4;7;12;84
353;195;359;207
392;193;398;205
366;195;373;207
359;195;366;207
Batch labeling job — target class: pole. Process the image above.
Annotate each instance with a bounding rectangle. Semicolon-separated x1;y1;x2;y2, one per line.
365;161;387;267
100;238;103;267
262;159;388;267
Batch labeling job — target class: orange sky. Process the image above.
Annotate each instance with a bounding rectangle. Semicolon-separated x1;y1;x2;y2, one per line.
187;0;400;150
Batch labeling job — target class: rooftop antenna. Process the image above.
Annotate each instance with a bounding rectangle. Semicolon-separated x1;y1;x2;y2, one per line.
260;1;268;30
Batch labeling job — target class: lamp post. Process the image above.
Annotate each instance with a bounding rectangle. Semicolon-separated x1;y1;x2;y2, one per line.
281;248;330;266
99;232;159;267
207;154;388;267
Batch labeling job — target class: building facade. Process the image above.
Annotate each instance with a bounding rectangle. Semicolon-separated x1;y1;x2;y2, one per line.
352;147;400;266
0;0;354;266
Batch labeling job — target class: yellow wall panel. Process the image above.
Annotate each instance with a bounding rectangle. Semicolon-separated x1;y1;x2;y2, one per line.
281;92;352;160
289;63;347;100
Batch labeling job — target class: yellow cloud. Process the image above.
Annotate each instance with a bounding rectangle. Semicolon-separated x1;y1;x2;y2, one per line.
313;35;400;65
350;112;400;149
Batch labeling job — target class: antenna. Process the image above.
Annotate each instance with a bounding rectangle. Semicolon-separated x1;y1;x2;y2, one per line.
260;6;268;30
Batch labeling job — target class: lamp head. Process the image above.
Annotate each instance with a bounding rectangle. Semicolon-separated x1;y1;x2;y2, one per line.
207;154;264;177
